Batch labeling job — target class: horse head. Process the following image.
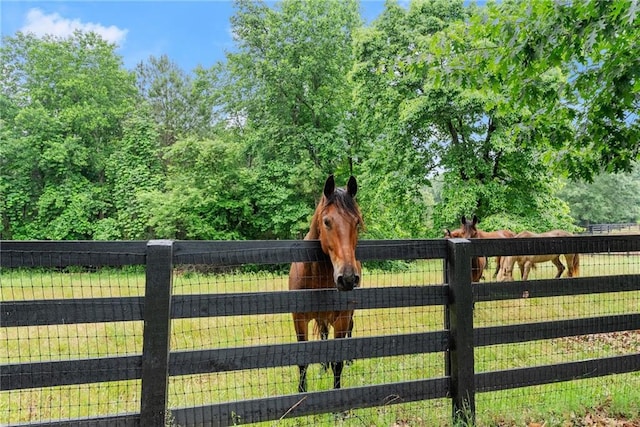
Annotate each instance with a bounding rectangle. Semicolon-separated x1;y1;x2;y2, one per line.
461;215;479;238
444;228;464;238
316;175;362;291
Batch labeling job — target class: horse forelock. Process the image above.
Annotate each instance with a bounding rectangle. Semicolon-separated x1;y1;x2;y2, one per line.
322;188;363;226
461;221;478;238
307;187;363;241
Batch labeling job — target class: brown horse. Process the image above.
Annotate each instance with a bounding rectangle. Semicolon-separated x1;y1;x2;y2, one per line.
445;215;516;281
498;230;580;281
289;174;363;393
444;222;487;282
458;215;516;279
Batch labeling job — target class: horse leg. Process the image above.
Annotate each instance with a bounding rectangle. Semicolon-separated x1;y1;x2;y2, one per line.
331;361;344;390
565;254;575;277
292;314;309;393
497;256;513;281
493;256;502;278
518;260;525;279
522;261;532;281
346;317;355;365
471;257;485;282
318;319;330;372
331;313;353;389
551;256;565;278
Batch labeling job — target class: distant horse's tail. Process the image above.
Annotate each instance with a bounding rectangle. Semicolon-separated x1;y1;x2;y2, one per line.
571;253;580;277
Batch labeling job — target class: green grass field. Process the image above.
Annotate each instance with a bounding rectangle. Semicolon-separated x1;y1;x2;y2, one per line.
1;254;639;426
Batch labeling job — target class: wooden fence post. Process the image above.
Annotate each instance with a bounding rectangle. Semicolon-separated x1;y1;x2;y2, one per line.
443;258;451;381
140;240;174;426
446;238;476;425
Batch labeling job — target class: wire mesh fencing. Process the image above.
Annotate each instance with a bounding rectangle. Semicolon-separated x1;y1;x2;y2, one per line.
1;255;145;425
474;244;640;426
167;255;451;426
2;237;639;426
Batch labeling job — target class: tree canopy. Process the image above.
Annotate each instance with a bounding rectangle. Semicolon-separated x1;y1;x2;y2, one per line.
1;0;638;240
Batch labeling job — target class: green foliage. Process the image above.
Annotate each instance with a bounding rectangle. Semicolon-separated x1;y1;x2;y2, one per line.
241;161;317;239
35;179;106;239
351;0;469;238
559;165;640;226
1;1;638;241
353;0;578;236
472;0;640;180
135;55;214;145
212;0;363;238
358;171;432;239
1;31;136;239
105;112;164;239
141;133;253;240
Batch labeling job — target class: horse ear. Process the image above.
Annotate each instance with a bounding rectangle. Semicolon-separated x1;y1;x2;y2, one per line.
461;216;466;225
346;175;357;198
323;174;336;198
472;215;478;225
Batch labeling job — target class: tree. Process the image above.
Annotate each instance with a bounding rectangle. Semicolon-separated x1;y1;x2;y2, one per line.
135;55;214;146
474;0;640;181
0;31;136;239
100;111;164;239
352;0;576;235
350;0;471;238
0;95;39;238
213;0;362;238
558;166;640;226
140;131;253;240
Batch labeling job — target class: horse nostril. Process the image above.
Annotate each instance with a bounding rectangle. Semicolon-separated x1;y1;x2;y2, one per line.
337;275;349;291
337;273;358;291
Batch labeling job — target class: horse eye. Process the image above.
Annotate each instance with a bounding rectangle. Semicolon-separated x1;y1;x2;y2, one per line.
323;218;331;228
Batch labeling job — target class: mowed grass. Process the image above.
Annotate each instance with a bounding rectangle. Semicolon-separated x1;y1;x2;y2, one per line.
1;254;639;426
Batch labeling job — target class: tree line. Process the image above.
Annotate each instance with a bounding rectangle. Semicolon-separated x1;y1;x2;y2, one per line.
1;0;639;241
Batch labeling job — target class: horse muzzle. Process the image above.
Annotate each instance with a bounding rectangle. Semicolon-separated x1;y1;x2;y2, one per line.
336;267;360;291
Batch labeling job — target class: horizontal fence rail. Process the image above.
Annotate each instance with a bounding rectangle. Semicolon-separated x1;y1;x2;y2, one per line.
474;274;640;301
169;378;452;426
468;234;640;257
583;222;640;234
1;235;639;426
476;353;640;393
475;314;640;347
0;240;148;268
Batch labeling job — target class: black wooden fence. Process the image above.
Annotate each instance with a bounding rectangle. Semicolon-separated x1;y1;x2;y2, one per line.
582;222;640;234
1;235;640;426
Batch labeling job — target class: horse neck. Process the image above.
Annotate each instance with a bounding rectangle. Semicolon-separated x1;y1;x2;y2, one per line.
301;211;334;287
305;202;333;267
475;229;489;238
306;209;322;240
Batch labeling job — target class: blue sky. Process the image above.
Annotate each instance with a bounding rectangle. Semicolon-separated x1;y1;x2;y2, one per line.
1;1;387;72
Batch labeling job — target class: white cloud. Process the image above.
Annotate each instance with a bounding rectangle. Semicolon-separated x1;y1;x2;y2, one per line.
20;8;128;45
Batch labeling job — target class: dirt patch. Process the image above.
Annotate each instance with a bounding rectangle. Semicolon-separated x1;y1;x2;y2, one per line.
562;330;640;353
527;408;640;426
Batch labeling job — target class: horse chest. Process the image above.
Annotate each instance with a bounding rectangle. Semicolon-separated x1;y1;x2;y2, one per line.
289;261;335;289
306;261;335;289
